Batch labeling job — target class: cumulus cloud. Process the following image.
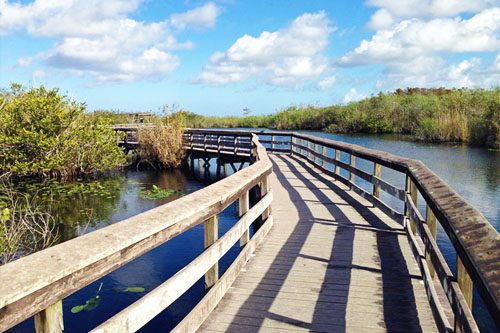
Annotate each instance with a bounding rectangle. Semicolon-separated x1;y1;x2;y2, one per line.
366;0;489;29
341;8;500;66
318;76;336;90
169;2;220;30
343;88;365;103
0;0;220;83
375;56;500;90
197;11;334;86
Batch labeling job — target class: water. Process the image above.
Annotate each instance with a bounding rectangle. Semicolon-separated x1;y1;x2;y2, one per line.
7;131;499;332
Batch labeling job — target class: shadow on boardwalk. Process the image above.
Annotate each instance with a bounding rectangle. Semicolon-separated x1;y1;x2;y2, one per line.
204;154;426;332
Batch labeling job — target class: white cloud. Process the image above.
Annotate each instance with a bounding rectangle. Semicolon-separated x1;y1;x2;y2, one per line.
375;56;500;90
0;1;219;83
341;8;500;66
198;11;333;86
368;8;394;29
343;88;365;103
366;0;489;24
318;76;336;90
169;2;220;30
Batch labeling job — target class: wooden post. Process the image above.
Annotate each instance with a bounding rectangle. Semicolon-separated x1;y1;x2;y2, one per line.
34;300;63;333
334;150;340;175
307;141;311;160
198;159;203;177
203;134;207;152
261;175;270;220
314;144;319;164
271;135;275;151
322;146;327;168
457;257;473;307
204;215;218;289
373;163;381;198
291;136;296;154
405;176;417;234
425;205;437;278
239;191;250;247
349;154;356;183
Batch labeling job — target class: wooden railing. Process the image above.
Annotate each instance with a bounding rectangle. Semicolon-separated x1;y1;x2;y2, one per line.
0;132;272;333
250;130;498;333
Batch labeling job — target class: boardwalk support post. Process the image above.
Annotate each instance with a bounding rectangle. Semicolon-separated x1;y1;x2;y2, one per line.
34;301;63;333
349;154;356;183
322;146;327;168
334;149;340;175
292;136;296;154
204;215;219;289
373;163;381;198
405;176;417;234
425;205;437;278
239;190;250;247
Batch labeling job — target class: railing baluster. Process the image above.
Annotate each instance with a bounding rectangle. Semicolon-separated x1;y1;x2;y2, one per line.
349;154;356;183
204;215;218;289
34;301;63;333
425;205;437;277
334;149;340;175
322;146;327;168
271;135;275;151
291;136;296;154
373;163;381;198
261;175;270;220
457;257;473;307
307;141;312;160
405;176;417;234
314;144;319;164
239;190;250;247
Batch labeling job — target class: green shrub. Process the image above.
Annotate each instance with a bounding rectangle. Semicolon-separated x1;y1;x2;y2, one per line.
0;84;126;179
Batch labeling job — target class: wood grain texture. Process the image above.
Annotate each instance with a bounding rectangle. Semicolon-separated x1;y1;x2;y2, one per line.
199;154;438;332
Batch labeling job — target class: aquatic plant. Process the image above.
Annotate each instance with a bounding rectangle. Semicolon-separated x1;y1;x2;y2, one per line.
140;184;181;200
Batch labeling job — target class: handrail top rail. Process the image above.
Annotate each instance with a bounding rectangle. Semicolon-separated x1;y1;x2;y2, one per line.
0;132;271;330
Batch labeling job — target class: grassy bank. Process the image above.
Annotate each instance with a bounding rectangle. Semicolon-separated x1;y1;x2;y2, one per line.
181;88;500;148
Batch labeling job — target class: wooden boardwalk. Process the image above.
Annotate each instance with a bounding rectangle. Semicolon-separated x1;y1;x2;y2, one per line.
199;154;437;332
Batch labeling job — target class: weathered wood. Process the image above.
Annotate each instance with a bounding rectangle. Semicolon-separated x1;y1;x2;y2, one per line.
405;176;417;234
261;175;270;221
334;149;340;175
349;154;356;183
457;257;473;308
204;215;219;289
322;146;327;168
200;155;437;333
239;190;250;247
426;206;437;278
307;141;312;159
373;163;381;198
34;301;63;333
314;144;319;164
172;216;274;333
90;191;273;333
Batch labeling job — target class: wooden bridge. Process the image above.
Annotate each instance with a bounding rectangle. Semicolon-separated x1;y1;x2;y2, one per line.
0;129;498;332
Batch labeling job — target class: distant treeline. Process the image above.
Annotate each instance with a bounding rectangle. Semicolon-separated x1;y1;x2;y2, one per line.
178;88;500;148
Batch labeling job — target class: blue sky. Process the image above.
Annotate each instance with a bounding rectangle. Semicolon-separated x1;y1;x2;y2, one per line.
1;0;499;116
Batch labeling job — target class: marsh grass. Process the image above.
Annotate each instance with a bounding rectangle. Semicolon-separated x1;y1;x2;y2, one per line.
136;117;185;169
180;87;500;148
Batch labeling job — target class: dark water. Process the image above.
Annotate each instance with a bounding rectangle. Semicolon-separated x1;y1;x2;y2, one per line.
8;131;499;332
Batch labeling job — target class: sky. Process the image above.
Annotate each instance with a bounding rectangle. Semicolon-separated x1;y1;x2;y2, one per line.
0;0;499;116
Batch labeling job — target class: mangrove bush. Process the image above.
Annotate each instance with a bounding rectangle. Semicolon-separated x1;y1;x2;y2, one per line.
0;84;126;179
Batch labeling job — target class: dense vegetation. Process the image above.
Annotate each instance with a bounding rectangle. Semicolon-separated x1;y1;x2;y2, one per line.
180;88;500;148
0;84;127;179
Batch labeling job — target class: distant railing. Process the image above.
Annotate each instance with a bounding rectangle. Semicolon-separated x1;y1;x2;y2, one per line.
0;131;272;333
